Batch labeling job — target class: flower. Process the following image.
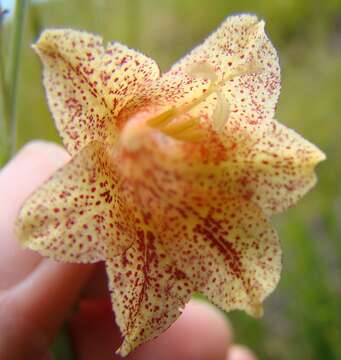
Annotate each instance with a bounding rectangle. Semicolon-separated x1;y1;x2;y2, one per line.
16;14;325;356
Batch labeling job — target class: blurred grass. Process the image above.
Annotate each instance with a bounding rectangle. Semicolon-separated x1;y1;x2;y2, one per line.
1;0;341;359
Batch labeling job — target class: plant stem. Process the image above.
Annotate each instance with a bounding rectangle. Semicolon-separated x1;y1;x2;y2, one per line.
8;0;28;156
126;0;139;48
0;1;9;163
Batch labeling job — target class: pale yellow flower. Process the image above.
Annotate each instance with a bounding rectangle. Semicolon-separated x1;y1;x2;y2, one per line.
16;15;325;356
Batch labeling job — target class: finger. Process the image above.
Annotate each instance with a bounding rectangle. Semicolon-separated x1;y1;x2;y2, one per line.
0;259;93;360
0;141;70;289
69;298;232;360
227;345;257;360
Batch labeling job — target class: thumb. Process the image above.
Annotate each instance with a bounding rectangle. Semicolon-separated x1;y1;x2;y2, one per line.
0;140;70;288
0;141;94;360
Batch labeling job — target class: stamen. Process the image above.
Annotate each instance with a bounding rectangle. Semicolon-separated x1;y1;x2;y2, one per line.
150;114;205;142
232;63;262;78
147;108;177;127
212;90;230;132
187;62;218;83
170;127;206;141
162;117;199;136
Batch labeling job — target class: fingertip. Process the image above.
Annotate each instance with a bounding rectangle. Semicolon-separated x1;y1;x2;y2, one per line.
184;299;232;339
18;140;69;167
131;299;231;360
3;141;69;178
227;345;257;360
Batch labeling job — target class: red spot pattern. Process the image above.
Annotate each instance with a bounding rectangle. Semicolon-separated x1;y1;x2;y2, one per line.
34;30;160;155
157;196;281;317
17;142;130;262
106;207;194;355
178;118;325;216
144;15;280;131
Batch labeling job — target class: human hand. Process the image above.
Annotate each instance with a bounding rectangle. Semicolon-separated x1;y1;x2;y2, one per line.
0;141;256;360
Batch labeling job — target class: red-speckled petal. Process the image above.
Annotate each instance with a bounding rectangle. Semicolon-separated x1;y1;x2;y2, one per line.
16;142;127;262
158;195;281;317
105;202;194;356
145;72;209;110
34;30;160;154
180;118;325;216
222;119;326;215
166;14;280;128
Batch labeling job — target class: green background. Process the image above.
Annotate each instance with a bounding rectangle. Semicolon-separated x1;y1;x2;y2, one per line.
1;0;341;359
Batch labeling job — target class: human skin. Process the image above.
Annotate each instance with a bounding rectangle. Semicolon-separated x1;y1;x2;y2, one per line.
0;141;256;360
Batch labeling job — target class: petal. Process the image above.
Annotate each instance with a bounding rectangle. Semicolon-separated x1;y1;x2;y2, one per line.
16;142;126;262
225;119;326;215
157;195;281;317
34;29;160;154
148;14;280;130
176;117;325;216
105;205;194;356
